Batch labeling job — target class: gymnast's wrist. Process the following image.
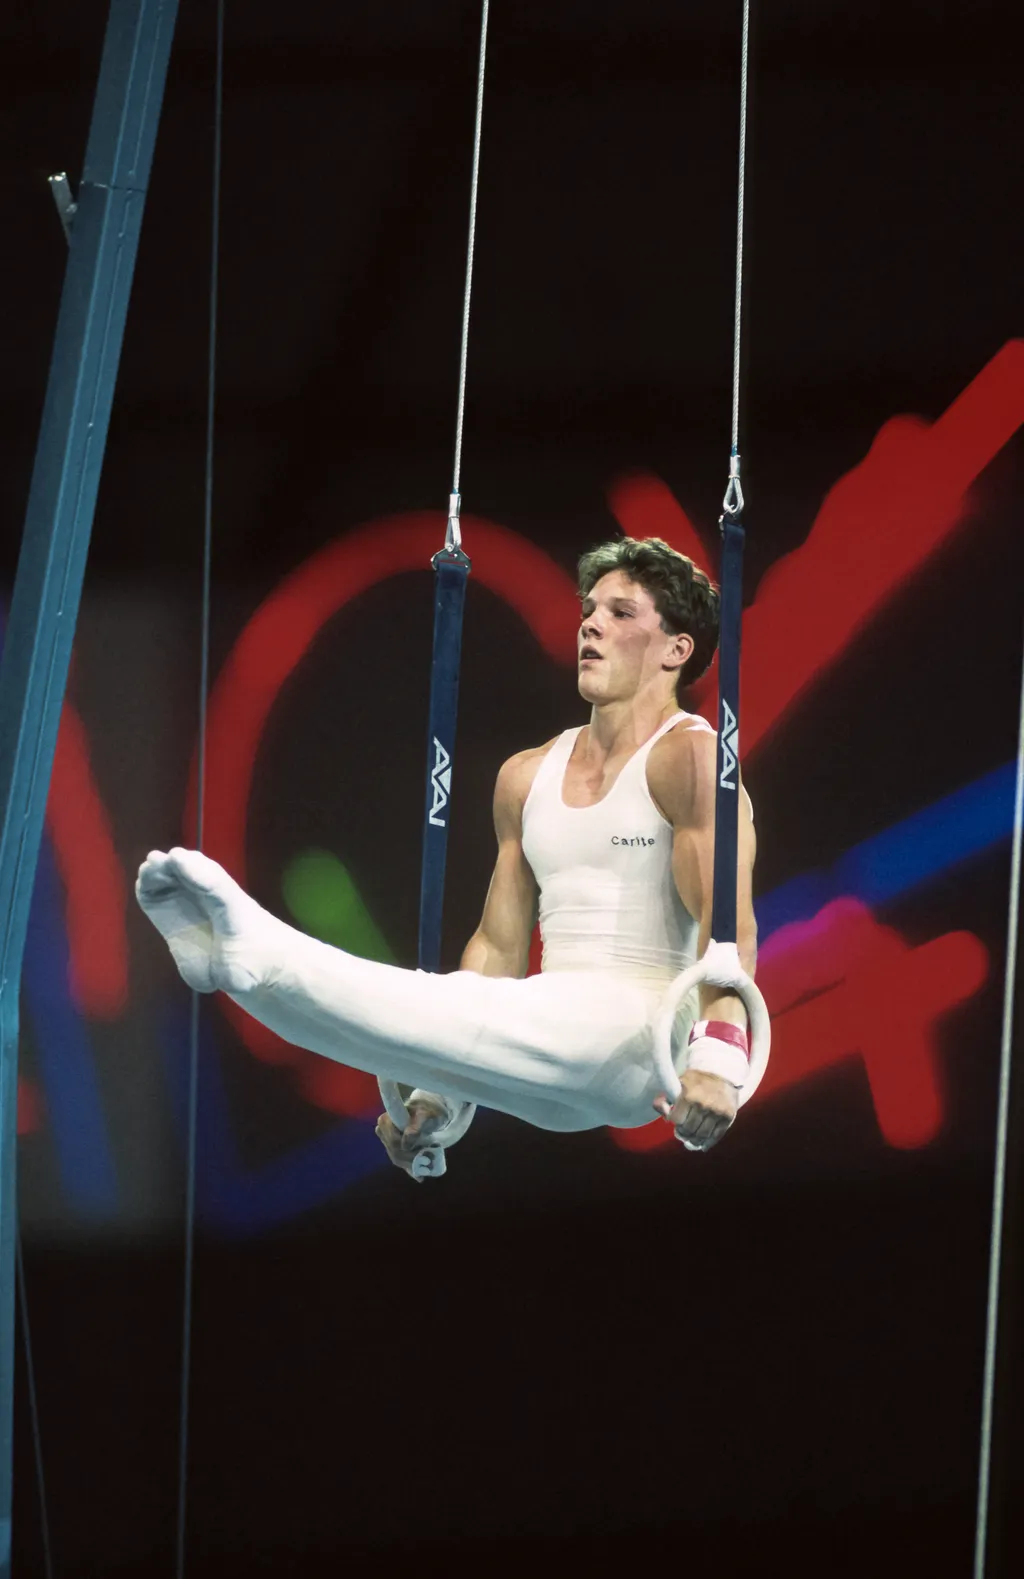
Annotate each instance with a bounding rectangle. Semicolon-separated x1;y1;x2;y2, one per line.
685;1020;750;1089
408;1090;461;1128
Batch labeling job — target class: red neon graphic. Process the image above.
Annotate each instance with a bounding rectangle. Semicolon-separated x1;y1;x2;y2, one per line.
17;1076;42;1137
742;340;1024;752
607;474;707;568
47;700;128;1018
606;474;718;719
195;518;578;1114
613;898;989;1153
610;341;1024;753
196;343;1022;1133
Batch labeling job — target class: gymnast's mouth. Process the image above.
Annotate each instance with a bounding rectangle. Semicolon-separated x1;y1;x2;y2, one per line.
579;646;602;662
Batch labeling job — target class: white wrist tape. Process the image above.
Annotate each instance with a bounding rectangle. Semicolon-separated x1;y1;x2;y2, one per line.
408;1089;469;1137
685;1020;750;1089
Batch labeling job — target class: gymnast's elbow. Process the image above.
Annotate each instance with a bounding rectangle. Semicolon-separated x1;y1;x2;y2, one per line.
459;926;530;979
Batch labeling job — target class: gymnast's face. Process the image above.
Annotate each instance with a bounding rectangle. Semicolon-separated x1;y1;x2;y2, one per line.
577;571;693;706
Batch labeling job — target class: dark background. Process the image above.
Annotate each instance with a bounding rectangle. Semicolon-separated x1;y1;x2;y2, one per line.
2;1;1023;1575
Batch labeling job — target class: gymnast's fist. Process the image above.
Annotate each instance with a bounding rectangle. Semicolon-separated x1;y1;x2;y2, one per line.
657;1068;738;1152
375;1098;449;1178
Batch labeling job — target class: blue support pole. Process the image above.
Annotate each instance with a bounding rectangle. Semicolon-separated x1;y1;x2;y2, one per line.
0;3;179;1568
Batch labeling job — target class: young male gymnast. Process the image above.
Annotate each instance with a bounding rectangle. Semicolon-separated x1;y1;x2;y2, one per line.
137;536;759;1177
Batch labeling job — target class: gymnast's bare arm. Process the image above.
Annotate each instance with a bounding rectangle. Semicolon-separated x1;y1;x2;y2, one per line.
459;746;544;977
375;744;546;1173
647;722;758;1149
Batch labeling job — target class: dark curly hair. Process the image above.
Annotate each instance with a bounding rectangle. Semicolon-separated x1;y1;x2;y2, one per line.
577;535;719;693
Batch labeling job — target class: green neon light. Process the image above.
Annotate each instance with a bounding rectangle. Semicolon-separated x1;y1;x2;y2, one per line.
281;849;394;963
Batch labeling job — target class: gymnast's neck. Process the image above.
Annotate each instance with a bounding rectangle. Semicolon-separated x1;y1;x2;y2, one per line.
585;685;681;758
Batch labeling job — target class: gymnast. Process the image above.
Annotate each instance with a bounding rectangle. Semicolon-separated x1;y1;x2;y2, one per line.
137;535;759;1178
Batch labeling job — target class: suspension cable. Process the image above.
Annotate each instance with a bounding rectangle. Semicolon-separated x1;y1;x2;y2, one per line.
973;619;1024;1579
723;0;750;521
16;1233;53;1579
176;1;223;1572
445;0;490;551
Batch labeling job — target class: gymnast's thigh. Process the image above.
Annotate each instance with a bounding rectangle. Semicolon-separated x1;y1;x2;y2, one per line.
378;968;660;1122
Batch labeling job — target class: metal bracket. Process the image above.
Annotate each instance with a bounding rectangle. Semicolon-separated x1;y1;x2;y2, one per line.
434;489;471;568
444;490;463;553
48;172;77;244
721;450;745;524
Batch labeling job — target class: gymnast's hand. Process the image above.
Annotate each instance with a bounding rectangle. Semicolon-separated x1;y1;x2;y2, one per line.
375;1099;449;1178
657;1068;738;1152
136;847;264;995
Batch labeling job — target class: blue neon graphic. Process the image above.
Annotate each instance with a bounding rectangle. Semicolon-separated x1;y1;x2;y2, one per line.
162;1009;382;1234
23;839;117;1214
1;604;117;1215
755;762;1017;938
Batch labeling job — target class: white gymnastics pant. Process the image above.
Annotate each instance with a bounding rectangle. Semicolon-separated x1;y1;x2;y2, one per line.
239;948;676;1133
136;849;686;1135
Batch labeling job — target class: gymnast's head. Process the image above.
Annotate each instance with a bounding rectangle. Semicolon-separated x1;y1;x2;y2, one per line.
576;536;719;707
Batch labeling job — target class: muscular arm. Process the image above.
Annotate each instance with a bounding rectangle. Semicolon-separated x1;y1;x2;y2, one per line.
379;749;542;1170
460;750;541;978
647;725;758;1030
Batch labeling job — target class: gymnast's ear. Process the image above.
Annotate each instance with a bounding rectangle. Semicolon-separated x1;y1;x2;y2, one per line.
663;629;695;673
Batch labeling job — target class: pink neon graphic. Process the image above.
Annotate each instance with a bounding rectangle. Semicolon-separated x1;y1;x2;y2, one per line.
613;898;989;1153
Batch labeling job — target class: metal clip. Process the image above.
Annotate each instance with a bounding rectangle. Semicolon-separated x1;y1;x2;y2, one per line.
445;490;462;553
432;490;471;570
48;172;77;244
721;451;744;523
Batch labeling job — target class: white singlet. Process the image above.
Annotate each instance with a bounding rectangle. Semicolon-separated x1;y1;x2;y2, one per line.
522;711;708;989
137;710;729;1143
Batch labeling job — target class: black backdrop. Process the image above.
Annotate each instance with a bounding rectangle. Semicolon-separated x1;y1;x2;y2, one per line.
2;2;1023;1575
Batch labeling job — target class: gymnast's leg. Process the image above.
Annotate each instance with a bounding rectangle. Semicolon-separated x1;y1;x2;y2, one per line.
136;847;662;1129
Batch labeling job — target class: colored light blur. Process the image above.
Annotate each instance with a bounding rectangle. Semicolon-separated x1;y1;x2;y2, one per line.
613;898;989;1153
13;344;1024;1224
188;342;1022;1133
17;1078;41;1137
282;850;394;962
189;516;580;1097
0;609;128;1020
48;700;129;1017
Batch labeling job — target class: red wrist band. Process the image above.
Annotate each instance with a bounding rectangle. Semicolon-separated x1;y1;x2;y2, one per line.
689;1019;749;1058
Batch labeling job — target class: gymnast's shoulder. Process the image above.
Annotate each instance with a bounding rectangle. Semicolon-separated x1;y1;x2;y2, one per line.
647;713;755;827
493;737;560;816
646;714;718;820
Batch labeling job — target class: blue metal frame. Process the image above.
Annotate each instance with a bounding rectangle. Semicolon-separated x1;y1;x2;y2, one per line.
0;3;179;1567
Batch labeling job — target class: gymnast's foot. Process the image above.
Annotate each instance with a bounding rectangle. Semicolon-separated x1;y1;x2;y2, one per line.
136;847;265;995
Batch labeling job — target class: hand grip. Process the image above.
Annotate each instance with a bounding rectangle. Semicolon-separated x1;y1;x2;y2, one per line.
377;1078;476;1182
651;940;771;1112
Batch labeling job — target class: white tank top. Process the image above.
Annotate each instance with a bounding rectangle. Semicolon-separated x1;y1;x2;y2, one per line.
521;711;712;988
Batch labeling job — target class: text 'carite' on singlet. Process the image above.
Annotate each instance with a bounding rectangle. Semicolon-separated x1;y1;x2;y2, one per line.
521;711;711;989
